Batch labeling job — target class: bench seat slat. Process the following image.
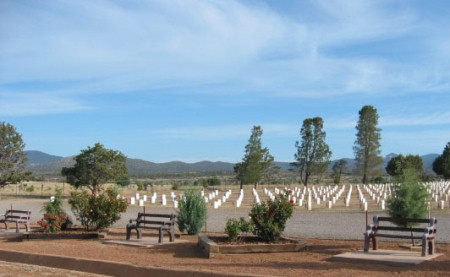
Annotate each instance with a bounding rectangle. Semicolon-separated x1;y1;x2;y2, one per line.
138;213;174;218
376;226;426;232
375;234;426;239
377;217;433;224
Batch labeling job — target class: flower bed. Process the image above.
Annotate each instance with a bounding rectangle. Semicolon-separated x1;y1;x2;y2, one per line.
16;228;105;241
198;235;311;258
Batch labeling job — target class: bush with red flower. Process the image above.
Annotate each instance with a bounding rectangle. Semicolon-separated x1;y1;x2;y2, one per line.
38;189;71;233
69;187;127;231
249;191;294;242
38;212;69;233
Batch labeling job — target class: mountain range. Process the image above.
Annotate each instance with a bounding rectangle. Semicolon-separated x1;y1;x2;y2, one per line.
24;150;439;177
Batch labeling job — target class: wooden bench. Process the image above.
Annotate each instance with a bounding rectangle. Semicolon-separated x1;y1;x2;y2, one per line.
364;216;437;256
126;212;176;243
0;209;31;233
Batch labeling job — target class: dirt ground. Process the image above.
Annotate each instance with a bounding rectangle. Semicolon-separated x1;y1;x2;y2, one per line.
0;230;449;277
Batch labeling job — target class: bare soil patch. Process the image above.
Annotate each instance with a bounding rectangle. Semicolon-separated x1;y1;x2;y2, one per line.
0;229;449;276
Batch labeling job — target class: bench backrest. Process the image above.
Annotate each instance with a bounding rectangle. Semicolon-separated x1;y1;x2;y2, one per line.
371;216;437;234
136;213;176;226
4;210;31;221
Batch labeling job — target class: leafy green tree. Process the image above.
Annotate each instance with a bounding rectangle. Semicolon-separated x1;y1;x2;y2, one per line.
433;142;450;180
0;121;30;188
386;154;423;177
332;159;348;185
353;105;383;184
293;117;332;186
61;143;128;194
235;126;275;189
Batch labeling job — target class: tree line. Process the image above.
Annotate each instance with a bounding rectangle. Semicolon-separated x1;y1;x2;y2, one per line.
233;105;450;187
1;104;450;191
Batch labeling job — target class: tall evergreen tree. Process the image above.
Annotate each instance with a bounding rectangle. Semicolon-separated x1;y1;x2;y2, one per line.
234;126;274;189
433;142;450;180
0;121;29;187
332;159;348;185
353;105;383;184
293;117;332;186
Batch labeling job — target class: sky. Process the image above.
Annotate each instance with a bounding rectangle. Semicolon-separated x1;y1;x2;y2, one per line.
1;0;450;163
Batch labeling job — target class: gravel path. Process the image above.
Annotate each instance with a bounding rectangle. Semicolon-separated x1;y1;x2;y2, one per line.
2;198;449;242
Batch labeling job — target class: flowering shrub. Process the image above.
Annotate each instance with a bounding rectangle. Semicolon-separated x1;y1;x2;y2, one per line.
225;217;253;242
38;189;71;233
249;191;294;242
38;212;69;233
69;187;127;231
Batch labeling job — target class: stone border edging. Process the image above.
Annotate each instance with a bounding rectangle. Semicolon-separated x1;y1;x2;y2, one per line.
0;249;259;277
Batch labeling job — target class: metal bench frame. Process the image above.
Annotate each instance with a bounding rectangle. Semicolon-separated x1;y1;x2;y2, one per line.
0;209;31;233
126;212;176;243
364;216;437;256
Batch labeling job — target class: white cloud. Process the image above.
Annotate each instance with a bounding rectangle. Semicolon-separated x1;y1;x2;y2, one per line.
381;112;450;127
0;91;90;116
1;0;450;114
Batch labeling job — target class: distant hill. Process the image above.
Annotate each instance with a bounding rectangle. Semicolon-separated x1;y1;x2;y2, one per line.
25;150;63;166
25;151;440;177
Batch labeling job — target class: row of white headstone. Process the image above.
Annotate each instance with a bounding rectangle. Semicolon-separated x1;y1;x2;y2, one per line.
428;181;450;209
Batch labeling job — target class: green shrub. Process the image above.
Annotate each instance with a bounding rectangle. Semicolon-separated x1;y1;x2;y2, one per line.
207;177;221;187
69;187;127;231
26;185;35;192
225;217;253;242
177;188;207;235
38;189;70;232
172;183;179;190
135;181;145;191
249;191;294;242
116;178;131;187
388;168;429;228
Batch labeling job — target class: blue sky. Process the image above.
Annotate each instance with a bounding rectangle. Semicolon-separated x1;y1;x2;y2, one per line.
1;0;450;163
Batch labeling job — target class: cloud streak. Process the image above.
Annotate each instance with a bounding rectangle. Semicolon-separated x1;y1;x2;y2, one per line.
1;0;450;117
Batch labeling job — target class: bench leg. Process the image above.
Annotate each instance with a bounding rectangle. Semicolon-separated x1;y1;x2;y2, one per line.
126;227;132;240
428;239;435;255
158;228;163;243
421;237;427;257
364;233;369;252
169;229;175;242
136;228;142;239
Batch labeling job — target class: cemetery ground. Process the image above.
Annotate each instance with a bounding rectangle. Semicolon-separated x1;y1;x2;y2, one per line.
0;181;450;276
0;229;450;276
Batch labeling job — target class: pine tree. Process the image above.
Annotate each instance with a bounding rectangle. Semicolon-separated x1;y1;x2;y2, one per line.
235;126;274;189
293;117;332;186
353;105;383;184
388;168;429;245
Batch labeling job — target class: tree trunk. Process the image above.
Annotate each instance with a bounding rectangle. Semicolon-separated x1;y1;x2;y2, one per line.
304;173;309;187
